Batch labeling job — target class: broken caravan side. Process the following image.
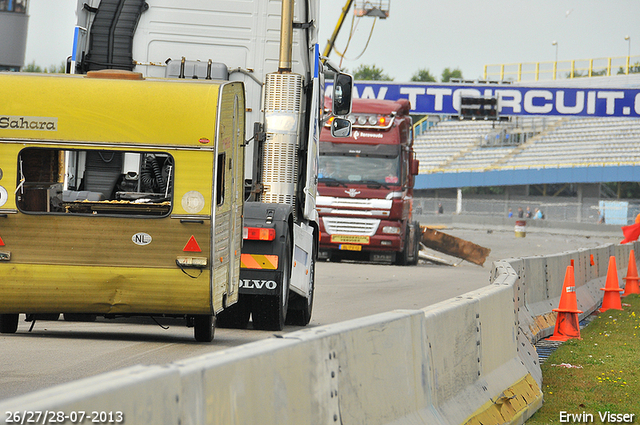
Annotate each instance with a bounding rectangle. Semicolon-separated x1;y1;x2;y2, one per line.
0;70;245;342
69;0;353;330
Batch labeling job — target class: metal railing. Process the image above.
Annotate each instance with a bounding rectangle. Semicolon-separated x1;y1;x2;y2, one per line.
413;115;441;137
484;55;640;82
419;160;640;175
413;116;555;141
414;196;609;224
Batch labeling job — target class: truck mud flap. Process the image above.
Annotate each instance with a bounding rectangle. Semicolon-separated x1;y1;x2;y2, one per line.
239;269;283;296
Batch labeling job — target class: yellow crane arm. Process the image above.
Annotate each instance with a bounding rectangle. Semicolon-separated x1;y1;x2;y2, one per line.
322;0;354;58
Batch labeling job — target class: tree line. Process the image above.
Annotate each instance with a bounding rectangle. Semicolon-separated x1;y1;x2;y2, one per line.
569;62;640;78
350;64;463;82
349;62;640;82
22;61;66;73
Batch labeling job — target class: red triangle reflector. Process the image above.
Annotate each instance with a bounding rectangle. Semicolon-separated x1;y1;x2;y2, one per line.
183;235;202;252
0;236;4;246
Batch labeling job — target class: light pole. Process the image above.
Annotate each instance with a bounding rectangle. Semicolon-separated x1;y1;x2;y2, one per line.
625;35;631;74
625;35;631;57
552;41;558;79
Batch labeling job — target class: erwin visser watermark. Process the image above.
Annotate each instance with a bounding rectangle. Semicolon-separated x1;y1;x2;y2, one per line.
560;410;636;423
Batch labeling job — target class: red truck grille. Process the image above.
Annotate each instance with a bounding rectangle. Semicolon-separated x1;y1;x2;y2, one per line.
322;217;380;236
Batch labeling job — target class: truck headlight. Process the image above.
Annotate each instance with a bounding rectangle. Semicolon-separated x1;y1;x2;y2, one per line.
382;226;401;234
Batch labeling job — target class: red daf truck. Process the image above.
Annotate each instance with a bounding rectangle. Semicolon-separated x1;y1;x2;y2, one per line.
317;97;421;265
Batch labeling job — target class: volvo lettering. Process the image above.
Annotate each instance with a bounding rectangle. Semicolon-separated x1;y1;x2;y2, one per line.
239;280;278;291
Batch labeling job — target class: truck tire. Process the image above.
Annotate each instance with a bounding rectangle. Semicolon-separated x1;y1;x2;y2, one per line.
193;315;215;342
216;295;250;329
396;222;420;266
396;233;411;266
252;233;291;331
0;314;19;333
408;222;420;266
396;245;409;265
408;240;420;265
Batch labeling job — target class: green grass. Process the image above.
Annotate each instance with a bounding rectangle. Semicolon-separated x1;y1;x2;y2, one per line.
527;294;640;424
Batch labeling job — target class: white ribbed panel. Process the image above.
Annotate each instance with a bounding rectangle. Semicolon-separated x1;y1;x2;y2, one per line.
261;132;298;206
261;72;304;216
264;73;303;113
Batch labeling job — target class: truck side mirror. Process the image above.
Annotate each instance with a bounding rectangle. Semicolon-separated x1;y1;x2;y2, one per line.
331;117;352;138
332;73;353;116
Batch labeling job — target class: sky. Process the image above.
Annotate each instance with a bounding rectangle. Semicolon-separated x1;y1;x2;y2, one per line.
24;0;640;82
23;0;76;69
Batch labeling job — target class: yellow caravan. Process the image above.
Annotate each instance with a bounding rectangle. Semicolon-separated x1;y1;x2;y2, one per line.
0;70;244;341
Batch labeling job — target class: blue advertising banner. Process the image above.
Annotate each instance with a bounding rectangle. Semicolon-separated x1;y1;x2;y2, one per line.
327;81;640;118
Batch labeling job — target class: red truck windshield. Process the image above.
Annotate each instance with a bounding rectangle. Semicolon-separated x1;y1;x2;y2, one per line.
318;153;400;186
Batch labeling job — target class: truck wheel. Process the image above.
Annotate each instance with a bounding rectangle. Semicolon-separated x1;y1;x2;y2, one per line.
408;240;420;265
193;315;215;342
396;246;409;265
252;233;291;331
396;233;411;265
216;295;250;329
397;223;420;266
408;222;421;266
0;314;19;333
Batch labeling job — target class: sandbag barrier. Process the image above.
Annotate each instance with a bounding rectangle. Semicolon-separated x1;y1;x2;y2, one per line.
1;241;636;425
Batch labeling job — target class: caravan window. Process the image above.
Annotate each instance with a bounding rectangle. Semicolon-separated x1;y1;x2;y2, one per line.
16;147;174;217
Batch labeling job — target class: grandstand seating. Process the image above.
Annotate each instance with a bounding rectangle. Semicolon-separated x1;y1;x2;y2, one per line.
414;120;509;171
414;116;640;173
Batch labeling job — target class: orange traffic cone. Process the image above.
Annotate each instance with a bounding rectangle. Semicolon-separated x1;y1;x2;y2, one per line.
548;265;583;341
599;256;623;312
622;250;640;297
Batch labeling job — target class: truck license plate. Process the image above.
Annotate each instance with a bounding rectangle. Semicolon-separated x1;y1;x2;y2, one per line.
331;235;370;244
339;244;362;251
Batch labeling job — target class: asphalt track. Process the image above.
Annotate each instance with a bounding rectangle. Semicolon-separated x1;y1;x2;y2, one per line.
0;224;621;402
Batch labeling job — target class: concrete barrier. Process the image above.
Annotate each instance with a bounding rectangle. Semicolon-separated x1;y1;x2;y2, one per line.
0;366;181;424
176;311;434;425
1;241;637;425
